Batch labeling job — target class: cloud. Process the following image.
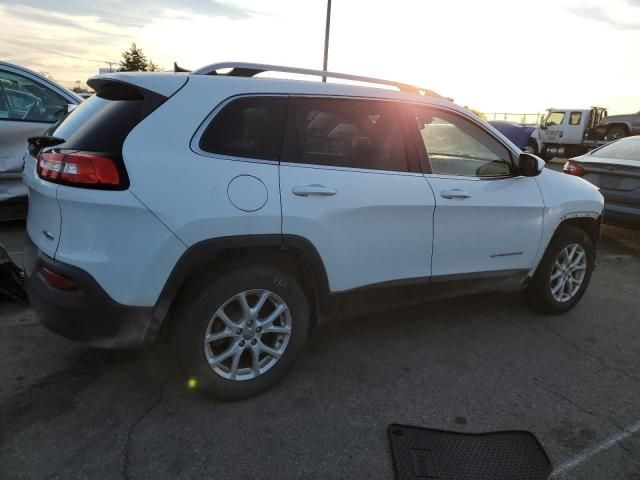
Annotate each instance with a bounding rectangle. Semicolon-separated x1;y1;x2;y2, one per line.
1;5;128;39
0;1;256;82
567;4;640;29
0;0;253;27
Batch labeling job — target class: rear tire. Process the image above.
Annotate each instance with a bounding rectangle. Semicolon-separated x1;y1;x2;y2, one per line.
606;126;627;141
173;265;310;400
527;226;595;314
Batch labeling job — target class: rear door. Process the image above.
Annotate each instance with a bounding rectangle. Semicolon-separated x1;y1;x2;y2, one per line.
279;97;435;292
406;105;544;282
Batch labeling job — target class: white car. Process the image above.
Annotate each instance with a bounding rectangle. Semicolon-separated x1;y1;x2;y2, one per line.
0;61;82;217
23;63;604;400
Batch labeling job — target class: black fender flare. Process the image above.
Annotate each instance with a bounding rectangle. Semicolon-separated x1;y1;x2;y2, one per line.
152;234;332;329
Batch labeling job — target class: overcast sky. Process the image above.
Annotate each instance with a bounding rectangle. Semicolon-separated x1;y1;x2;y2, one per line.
1;0;639;114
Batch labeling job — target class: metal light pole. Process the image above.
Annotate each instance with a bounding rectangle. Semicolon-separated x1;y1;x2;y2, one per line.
322;0;332;82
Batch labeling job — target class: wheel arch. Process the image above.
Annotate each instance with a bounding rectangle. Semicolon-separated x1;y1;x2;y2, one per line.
154;235;331;336
606;123;630;136
555;216;602;249
529;213;602;280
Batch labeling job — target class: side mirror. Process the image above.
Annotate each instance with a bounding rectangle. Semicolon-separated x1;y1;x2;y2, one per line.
67;103;77;113
519;153;545;177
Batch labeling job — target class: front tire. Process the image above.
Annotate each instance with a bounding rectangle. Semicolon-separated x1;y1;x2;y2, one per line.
526;139;539;155
527;226;595;314
173;265;310;400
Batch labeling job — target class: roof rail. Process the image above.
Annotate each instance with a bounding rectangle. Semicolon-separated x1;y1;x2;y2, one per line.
191;62;439;97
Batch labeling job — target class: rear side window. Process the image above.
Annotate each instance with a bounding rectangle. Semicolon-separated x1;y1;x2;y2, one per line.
199;96;287;161
283;97;408;172
569;111;582;125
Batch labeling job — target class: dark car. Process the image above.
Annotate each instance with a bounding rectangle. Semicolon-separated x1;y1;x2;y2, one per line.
596;110;640;140
564;136;640;227
488;120;537;151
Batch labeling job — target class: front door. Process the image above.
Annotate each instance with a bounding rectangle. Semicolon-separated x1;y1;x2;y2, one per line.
0;68;70;201
407;106;544;282
540;109;566;146
279;97;435;293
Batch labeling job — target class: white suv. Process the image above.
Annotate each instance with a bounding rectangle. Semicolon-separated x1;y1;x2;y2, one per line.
23;63;604;399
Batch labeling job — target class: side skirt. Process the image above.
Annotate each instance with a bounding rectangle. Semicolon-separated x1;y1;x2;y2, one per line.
318;269;529;323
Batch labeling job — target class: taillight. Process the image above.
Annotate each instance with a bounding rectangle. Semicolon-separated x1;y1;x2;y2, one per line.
41;267;78;291
563;160;585;176
37;150;121;188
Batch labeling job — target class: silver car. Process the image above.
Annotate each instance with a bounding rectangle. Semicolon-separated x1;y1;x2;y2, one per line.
0;61;82;218
564;136;640;227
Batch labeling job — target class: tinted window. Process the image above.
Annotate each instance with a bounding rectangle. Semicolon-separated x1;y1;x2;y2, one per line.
0;70;68;123
412;107;512;177
569;111;582;125
199;96;287;161
591;138;640;161
50;90;143;152
285;98;408;172
545;112;565;126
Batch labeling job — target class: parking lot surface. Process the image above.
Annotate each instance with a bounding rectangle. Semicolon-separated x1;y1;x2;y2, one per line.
1;223;639;479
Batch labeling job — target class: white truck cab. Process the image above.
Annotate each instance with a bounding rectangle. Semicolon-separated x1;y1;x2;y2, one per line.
530;107;607;158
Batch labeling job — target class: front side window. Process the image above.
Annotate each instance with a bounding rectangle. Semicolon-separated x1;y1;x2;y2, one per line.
284;98;408;172
545;111;565;127
199;96;287;161
411;107;512;177
0;70;68;123
569;111;582;125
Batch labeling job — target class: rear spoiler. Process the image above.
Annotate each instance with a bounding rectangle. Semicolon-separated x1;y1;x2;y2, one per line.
88;72;188;98
87;78;174;117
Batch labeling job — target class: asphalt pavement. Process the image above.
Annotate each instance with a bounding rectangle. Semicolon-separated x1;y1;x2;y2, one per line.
1;220;639;479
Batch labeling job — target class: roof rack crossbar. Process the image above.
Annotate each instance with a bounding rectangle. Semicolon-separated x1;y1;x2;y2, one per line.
191;62;439;96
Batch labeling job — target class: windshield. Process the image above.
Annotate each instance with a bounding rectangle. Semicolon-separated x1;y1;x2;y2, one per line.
591;137;640;160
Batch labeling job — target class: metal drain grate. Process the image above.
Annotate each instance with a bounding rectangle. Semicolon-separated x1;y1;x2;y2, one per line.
389;424;552;480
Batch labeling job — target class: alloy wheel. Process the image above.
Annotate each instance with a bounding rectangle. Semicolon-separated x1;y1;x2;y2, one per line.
549;243;587;302
203;289;292;381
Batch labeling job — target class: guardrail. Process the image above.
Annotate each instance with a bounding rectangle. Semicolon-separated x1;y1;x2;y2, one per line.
483;112;543;125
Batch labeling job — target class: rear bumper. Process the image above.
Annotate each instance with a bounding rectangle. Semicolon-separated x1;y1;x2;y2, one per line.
603;203;640;228
24;235;160;348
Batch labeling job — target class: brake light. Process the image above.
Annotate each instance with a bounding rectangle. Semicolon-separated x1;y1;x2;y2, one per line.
37;151;121;187
41;267;78;291
563;161;585;176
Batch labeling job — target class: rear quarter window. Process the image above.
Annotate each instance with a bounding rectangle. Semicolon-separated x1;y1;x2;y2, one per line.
50;94;143;152
198;96;287;161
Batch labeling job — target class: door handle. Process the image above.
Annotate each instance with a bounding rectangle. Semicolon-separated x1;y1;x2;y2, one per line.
292;185;337;197
440;189;472;199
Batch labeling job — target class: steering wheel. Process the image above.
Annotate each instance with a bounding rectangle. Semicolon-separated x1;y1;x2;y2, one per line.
23;99;46;121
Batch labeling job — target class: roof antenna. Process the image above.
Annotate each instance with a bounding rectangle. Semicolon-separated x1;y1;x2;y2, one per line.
174;62;192;73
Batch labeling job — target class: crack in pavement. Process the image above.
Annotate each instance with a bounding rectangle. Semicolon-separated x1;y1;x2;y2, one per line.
536;381;637;458
122;374;174;480
541;322;640;383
